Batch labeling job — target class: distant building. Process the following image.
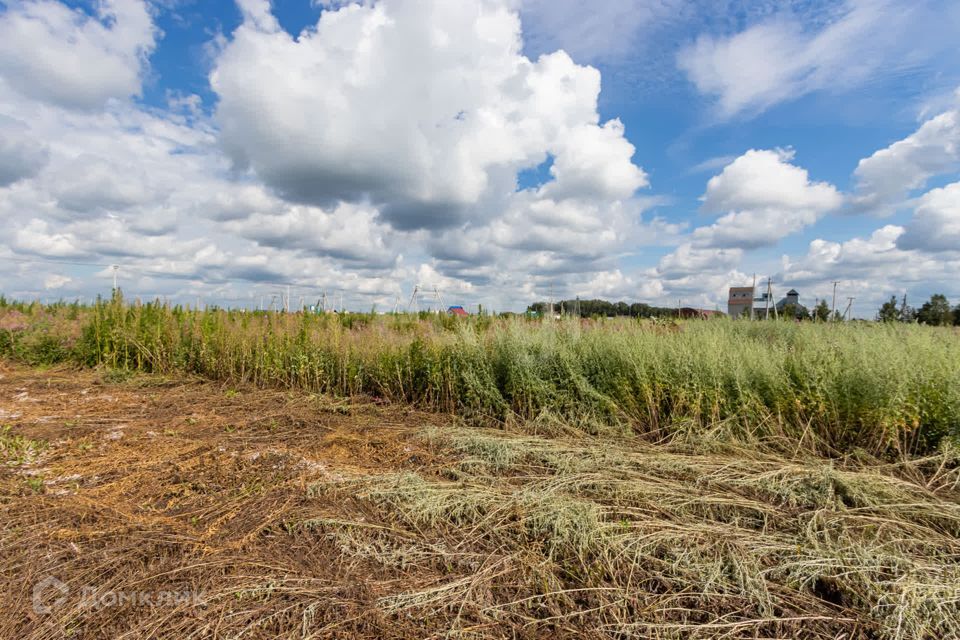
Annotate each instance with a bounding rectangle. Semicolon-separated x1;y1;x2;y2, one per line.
727;286;755;319
447;305;468;317
679;307;725;319
729;286;806;319
775;289;807;318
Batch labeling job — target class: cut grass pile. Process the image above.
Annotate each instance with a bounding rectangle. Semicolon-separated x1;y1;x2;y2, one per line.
307;427;960;639
1;296;959;456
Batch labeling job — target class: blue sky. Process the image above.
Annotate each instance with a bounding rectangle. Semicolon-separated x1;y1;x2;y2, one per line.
0;0;959;315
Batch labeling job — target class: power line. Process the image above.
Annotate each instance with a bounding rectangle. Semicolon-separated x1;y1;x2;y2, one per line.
0;255;113;269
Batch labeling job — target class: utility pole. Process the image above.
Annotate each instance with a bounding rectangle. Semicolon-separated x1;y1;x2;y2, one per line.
285;285;290;313
339;292;343;313
831;281;839;321
845;297;855;321
770;279;779;320
111;264;119;293
407;284;419;313
764;278;771;320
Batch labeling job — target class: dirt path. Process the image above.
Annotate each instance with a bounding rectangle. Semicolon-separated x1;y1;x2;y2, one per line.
0;361;447;639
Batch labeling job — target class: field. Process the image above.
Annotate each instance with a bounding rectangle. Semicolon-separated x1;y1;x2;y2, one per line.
2;298;960;639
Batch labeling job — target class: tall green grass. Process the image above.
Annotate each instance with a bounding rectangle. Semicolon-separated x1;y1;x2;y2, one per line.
1;294;958;455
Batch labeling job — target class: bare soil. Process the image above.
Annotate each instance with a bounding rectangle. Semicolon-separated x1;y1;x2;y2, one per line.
0;361;448;639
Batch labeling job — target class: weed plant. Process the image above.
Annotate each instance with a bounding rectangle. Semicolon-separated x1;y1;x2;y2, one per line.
1;294;958;455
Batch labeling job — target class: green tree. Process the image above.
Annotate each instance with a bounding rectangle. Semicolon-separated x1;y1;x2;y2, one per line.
526;298;676;319
877;296;900;322
900;296;916;323
781;303;810;320
917;294;953;326
814;300;830;322
954;304;960;327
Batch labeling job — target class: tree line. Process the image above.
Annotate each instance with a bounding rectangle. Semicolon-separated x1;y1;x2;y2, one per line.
527;299;679;318
527;294;960;325
877;293;960;326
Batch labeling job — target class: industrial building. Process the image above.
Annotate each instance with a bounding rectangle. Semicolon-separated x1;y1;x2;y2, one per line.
728;286;804;319
727;286;755;319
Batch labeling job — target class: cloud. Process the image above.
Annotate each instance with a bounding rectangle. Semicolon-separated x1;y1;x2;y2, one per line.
210;0;645;230
0;0;649;310
687;155;735;175
0;0;156;109
519;0;683;63
0;121;48;186
573;269;663;301
692;149;842;248
47;154;158;213
701;149;840;213
775;223;960;315
13;219;83;257
644;147;846;308
677;0;941;119
540;119;647;200
852;108;960;214
43;273;71;289
2;0;954;315
225;202;397;266
897;182;960;252
656;243;742;279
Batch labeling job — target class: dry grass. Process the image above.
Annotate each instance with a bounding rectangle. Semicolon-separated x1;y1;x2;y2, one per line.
2;361;959;639
308;427;960;639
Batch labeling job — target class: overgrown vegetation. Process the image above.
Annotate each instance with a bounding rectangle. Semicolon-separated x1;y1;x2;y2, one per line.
1;294;958;456
0;424;47;467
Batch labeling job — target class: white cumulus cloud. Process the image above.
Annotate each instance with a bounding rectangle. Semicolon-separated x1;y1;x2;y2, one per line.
0;0;156;109
692;149;842;249
852;108;960;214
897;182;960;252
210;0;646;230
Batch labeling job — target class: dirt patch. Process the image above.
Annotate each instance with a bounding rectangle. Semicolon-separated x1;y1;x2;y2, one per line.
0;361;446;639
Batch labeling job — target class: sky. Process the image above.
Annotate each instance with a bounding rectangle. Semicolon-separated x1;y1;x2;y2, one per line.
0;0;959;316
